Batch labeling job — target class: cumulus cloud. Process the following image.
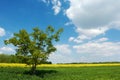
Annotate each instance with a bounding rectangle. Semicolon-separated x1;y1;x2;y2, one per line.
66;0;120;42
48;44;72;63
0;27;5;37
93;37;108;43
66;0;120;28
55;44;72;54
0;46;15;54
49;39;120;63
48;53;75;63
49;44;94;63
73;38;120;57
69;27;108;43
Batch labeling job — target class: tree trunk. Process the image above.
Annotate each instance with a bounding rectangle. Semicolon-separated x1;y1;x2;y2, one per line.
31;63;36;74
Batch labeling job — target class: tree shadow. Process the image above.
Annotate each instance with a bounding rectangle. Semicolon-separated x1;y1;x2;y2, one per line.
23;70;57;78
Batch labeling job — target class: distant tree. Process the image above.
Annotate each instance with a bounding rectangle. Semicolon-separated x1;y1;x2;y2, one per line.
0;54;11;63
0;54;19;63
4;26;63;74
10;55;21;63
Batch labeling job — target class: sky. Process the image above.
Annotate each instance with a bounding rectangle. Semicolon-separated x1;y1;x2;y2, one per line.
0;0;120;63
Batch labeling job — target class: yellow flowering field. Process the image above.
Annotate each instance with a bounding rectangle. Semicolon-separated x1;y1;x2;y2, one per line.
0;63;120;67
40;63;120;67
0;63;26;67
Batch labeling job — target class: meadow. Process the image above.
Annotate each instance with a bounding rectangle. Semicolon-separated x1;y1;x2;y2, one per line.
0;63;120;80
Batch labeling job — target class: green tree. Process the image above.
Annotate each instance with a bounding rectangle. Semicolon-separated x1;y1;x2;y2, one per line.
4;26;63;74
0;54;20;63
0;54;11;63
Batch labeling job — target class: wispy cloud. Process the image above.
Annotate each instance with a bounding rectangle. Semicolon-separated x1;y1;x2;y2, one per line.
65;21;73;26
0;27;5;37
40;0;50;5
52;0;61;15
41;0;61;15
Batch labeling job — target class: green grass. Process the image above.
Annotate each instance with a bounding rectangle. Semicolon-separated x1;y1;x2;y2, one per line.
0;66;120;80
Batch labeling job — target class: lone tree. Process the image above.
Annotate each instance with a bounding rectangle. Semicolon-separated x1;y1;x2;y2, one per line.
4;26;63;74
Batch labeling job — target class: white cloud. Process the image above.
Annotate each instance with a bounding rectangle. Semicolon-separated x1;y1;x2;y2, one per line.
49;52;89;63
49;44;96;63
0;46;15;54
73;39;120;57
0;27;5;37
49;40;120;63
76;27;108;38
93;37;108;43
48;44;72;63
65;21;73;26
69;27;108;43
48;53;74;63
66;0;120;29
68;37;74;42
66;0;120;42
55;44;71;54
41;0;61;15
69;36;83;43
52;0;61;15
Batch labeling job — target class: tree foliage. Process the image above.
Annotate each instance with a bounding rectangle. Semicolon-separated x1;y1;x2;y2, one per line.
0;54;20;63
4;26;63;73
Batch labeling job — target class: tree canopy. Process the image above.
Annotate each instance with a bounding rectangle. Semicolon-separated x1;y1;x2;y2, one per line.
4;26;63;73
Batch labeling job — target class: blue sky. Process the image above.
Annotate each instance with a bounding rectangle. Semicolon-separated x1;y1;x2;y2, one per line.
0;0;120;63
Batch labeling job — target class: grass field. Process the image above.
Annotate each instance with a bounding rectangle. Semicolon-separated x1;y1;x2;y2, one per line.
0;63;120;80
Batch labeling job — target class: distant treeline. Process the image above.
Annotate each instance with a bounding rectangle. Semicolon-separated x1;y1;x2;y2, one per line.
0;54;52;64
0;54;20;63
58;62;120;64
